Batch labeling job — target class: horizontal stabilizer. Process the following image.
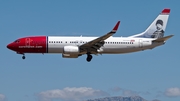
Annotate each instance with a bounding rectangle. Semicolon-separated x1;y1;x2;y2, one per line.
152;35;174;42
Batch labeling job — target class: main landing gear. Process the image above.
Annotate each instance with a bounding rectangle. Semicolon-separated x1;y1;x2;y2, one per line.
22;54;26;60
86;53;93;62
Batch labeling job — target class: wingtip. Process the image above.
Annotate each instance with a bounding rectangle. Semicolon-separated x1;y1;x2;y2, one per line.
161;8;170;14
112;21;120;32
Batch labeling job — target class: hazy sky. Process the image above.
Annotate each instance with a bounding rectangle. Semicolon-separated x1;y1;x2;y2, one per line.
0;0;180;101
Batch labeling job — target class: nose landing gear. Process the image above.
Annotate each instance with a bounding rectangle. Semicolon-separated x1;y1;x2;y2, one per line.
17;52;26;60
22;55;26;59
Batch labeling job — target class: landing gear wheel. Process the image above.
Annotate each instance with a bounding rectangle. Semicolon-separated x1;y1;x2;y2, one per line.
86;54;92;62
22;55;25;59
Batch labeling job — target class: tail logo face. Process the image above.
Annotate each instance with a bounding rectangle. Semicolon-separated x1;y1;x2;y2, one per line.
130;8;170;39
151;19;164;38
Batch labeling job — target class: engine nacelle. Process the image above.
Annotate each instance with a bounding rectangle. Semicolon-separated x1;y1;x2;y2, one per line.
62;53;79;58
63;46;79;54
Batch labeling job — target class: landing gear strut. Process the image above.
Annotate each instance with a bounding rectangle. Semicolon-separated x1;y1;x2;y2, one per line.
22;55;25;59
86;54;92;62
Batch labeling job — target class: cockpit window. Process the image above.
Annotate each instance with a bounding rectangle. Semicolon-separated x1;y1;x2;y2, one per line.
14;40;20;43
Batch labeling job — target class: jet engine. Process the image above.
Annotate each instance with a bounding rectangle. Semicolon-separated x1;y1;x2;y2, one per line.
62;46;79;58
63;46;79;54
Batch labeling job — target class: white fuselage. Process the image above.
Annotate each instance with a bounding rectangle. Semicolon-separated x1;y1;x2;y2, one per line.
47;36;164;54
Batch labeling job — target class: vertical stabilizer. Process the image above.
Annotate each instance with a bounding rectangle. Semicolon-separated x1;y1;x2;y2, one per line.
130;8;170;39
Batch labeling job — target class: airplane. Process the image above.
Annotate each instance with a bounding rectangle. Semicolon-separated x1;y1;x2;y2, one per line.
7;8;173;62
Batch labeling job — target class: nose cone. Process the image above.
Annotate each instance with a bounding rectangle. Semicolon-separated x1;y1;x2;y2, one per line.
7;43;13;50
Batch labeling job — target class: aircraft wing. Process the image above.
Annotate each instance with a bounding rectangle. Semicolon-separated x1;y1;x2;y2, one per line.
152;35;174;42
79;21;120;53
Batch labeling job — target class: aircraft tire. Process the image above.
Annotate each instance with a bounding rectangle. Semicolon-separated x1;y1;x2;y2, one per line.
22;56;26;59
86;54;92;62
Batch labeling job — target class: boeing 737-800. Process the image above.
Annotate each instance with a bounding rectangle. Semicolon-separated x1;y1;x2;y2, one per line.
7;8;173;62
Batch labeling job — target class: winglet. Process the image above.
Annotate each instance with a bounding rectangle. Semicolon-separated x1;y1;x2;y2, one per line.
111;21;120;33
161;8;170;15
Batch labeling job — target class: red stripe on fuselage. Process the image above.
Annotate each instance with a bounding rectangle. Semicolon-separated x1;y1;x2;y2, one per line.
10;36;47;53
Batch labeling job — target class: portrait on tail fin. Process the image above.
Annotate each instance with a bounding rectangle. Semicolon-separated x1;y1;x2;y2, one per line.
151;19;164;38
128;8;170;39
